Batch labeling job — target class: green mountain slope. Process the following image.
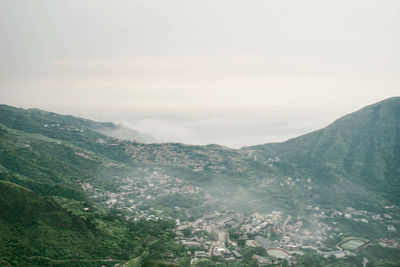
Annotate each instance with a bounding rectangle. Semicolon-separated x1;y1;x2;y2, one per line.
0;121;131;200
0;180;177;267
2;98;399;211
245;97;400;208
0;104;157;144
0;99;399;265
0;109;181;266
0;180;120;266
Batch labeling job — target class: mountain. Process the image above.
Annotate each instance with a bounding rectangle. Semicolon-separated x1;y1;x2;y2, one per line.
0;107;179;266
0;119;128;201
245;97;400;208
0;179;177;267
0;105;157;143
0;99;399;266
1;99;400;211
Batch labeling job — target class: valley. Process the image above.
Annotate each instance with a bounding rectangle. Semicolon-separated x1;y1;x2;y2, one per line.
1;98;400;266
79;164;399;266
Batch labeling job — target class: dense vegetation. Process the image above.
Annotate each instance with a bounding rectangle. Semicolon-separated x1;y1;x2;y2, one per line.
0;107;179;266
0;181;179;266
2;99;399;212
246;97;400;210
0;98;399;266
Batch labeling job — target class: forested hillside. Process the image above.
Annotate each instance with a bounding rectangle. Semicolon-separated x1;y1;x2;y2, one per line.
0;99;399;266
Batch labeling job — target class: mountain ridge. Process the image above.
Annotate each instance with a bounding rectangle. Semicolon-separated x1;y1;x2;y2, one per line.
0;104;157;144
1;98;400;210
245;96;400;206
1;98;400;266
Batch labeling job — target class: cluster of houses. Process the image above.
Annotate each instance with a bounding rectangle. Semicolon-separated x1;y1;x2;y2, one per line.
124;143;252;173
76;161;399;265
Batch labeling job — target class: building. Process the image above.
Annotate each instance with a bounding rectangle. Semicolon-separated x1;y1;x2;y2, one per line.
246;240;260;247
212;250;222;257
255;235;271;248
214;229;229;243
194;251;209;258
323;250;354;259
232;250;242;258
181;240;202;247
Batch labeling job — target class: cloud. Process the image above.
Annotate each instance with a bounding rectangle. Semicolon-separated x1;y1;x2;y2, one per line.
115;105;343;148
123;119;196;144
1;0;399;148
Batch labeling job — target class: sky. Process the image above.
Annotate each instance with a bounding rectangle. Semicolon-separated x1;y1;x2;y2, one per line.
1;0;399;148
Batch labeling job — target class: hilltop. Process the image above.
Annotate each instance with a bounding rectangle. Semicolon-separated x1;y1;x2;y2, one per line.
0;104;157;143
245;97;400;208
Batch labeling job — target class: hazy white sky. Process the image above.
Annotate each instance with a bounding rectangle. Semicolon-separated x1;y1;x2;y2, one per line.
1;0;399;148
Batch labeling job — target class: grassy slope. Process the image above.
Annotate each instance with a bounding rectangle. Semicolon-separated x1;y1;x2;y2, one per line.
0;180;177;267
0;104;156;143
245;97;400;209
2;98;400;212
0;122;130;200
2;99;400;212
0;180;119;266
0;113;179;266
0;99;399;265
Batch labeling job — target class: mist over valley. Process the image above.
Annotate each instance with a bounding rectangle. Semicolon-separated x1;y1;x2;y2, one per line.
1;0;400;265
1;98;399;266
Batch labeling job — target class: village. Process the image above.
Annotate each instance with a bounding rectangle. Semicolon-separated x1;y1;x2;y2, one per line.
171;205;399;265
78;168;399;265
